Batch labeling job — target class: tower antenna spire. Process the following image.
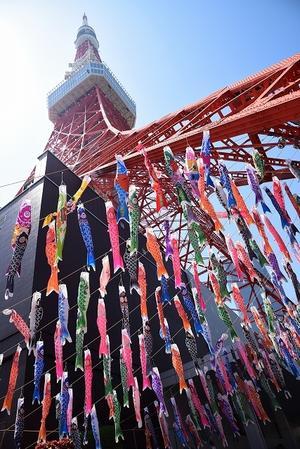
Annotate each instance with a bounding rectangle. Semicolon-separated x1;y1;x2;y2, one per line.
82;12;88;25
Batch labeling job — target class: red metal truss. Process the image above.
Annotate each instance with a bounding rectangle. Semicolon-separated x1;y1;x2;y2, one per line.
41;53;300;314
46;53;300;179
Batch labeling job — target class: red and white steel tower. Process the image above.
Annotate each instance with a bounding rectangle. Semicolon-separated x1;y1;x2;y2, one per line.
25;15;300;315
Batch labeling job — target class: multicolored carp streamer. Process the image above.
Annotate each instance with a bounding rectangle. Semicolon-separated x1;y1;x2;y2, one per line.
5;199;31;299
5;142;300;449
76;271;90;334
186;414;203;449
188;379;210;429
54;321;63;382
58;284;72;345
263;214;291;261
160;274;171;304
174;295;192;332
214;177;230;218
151;366;168;417
71;175;91;206
198;159;223;232
200;130;214;187
29;291;43;353
70;417;81;449
284;182;300;218
235;338;256;380
245;379;270;424
217;304;238;341
128;185;140;254
91;404;102;449
144;406;160;448
230;178;254;226
210;252;230;299
77;203;96;271
170;396;189;446
120;349;129;408
187;222;204;265
114;154;129;223
3;308;30;349
99;255;110;298
235;242;257;282
143;321;153;375
33;340;44;404
67;386;73;434
287;159;300;181
171;343;188;393
252;149;265;179
38;373;52;443
122;328;134;388
285;262;300;303
196;308;214;355
14;393;25;449
192;262;206;310
103;336;113;399
1;345;22;414
209;270;223;306
45;220;59;296
141;146;168;212
163;218;173;261
225;235;244;280
180;283;203;335
43;176;91;225
246;164;270;213
185;146;199;196
119;280;130;336
132;377;142;428
139;333;151;391
219;161;236;209
75;328;85;372
124;243;139;294
184;387;201;430
171;235;182;288
155;287;171;353
250;306;273;349
112;389;124;443
218;393;240;437
235;213;256;260
154;400;171;448
264;186;298;241
252;207;273;255
56;182;67;262
138;262;148;323
105;200;124;272
84;349;93;416
231;283;251;327
146;227;168;280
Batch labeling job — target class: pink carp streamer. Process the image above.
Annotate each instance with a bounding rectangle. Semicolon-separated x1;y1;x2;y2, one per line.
105;201;124;273
97;297;108;356
171;235;182;288
84;349;93;416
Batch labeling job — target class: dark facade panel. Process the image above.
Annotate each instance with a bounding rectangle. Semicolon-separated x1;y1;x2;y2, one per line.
0;152;208;448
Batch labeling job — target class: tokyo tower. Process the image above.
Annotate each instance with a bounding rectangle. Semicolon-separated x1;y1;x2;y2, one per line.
24;14;300;315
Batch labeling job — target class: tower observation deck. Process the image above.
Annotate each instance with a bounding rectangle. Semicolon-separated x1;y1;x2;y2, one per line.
42;14;300;289
47;14;136;128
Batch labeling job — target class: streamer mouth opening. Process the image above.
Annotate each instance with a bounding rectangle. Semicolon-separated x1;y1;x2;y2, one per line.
2;309;12;316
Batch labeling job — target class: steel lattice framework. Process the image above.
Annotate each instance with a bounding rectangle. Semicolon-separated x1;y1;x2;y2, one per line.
39;21;300;319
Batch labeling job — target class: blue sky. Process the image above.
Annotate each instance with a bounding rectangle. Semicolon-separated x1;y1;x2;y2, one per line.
0;0;300;204
0;0;299;205
0;1;299;302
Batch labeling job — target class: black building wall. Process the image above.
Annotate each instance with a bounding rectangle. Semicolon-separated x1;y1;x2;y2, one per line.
0;151;208;449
